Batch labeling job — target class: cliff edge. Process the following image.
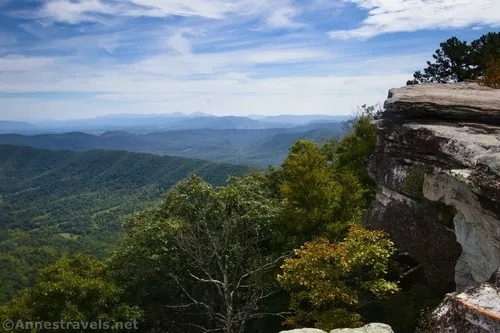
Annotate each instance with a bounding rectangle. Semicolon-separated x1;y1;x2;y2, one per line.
366;82;500;330
366;82;500;290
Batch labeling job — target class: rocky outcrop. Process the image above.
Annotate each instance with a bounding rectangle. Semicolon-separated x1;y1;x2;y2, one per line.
279;329;328;333
430;269;500;332
366;83;500;291
279;323;394;333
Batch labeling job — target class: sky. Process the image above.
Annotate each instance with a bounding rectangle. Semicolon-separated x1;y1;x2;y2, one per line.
0;0;498;120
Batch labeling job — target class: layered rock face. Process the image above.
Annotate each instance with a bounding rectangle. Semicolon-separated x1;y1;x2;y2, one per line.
366;83;500;291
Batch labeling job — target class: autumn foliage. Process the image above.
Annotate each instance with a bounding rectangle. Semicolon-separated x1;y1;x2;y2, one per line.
481;56;500;89
278;226;399;331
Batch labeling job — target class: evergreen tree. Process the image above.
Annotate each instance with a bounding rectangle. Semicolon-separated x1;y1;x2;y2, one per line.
407;32;500;85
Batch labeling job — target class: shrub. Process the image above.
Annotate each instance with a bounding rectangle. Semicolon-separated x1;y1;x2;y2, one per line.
403;166;427;198
278;226;399;331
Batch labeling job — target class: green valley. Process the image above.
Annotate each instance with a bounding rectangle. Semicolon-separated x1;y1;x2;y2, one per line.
0;145;251;302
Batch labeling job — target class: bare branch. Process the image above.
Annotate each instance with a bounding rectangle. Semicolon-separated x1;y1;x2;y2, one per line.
168;273;212;310
235;253;291;291
189;271;225;287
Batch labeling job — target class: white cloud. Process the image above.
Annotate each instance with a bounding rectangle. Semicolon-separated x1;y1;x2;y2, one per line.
167;31;192;55
0;0;450;120
243;49;328;64
0;73;407;119
39;0;117;24
329;0;500;40
264;7;305;29
29;0;295;25
0;56;56;71
118;0;222;19
127;0;296;20
0;48;414;119
131;46;331;77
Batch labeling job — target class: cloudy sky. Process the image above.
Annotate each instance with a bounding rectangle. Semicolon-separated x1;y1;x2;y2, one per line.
0;0;498;120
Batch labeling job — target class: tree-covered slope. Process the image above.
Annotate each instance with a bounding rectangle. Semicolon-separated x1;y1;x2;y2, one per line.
0;145;252;301
0;145;251;233
238;128;337;165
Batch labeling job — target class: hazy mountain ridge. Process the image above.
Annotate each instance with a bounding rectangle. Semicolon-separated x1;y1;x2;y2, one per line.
0;122;344;166
0;121;39;134
0;113;348;134
248;114;350;124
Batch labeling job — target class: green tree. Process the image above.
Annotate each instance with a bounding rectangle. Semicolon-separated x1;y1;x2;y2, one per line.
325;105;378;198
278;226;399;331
470;32;500;72
407;32;500;84
277;140;366;245
112;174;289;333
0;254;142;332
274;106;378;246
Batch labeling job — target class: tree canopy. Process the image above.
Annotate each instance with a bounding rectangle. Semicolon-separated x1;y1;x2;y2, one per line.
0;254;142;332
108;112;383;332
111;174;288;333
407;32;500;85
278;226;399;331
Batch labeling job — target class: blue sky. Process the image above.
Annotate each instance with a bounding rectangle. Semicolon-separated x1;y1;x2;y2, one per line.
0;0;498;120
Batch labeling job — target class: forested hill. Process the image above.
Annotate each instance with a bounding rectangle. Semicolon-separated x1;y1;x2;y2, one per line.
0;144;251;233
0;145;251;301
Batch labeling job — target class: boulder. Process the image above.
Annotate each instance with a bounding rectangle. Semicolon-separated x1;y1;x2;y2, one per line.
430;269;500;332
279;329;327;333
279;323;394;333
330;323;394;333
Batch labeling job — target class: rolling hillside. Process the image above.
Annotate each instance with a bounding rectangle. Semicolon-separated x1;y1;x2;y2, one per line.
0;145;252;301
0;145;251;233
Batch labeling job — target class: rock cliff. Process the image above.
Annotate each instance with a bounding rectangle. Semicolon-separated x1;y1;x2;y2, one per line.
279;83;499;333
366;82;500;291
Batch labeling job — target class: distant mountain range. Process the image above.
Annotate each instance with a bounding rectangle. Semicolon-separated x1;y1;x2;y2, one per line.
247;114;350;124
0;113;349;135
0;122;343;166
0;121;40;134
